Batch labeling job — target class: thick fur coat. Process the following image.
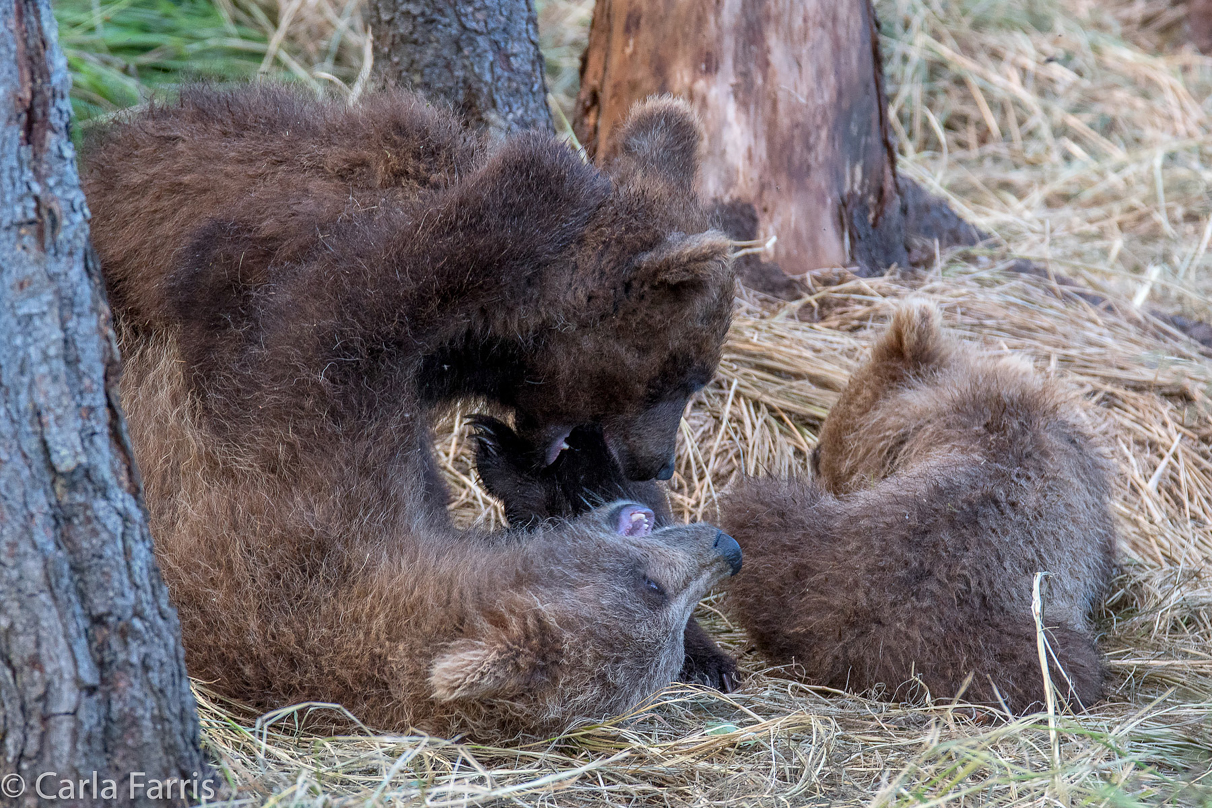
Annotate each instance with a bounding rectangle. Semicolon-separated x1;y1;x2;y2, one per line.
83;85;735;499
120;336;741;739
91;85;743;739
722;303;1117;713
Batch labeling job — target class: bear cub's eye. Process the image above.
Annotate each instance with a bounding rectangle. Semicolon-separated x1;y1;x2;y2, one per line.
640;575;669;608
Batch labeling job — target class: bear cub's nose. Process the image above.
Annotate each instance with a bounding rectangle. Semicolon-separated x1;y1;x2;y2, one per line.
655;456;676;481
713;531;743;576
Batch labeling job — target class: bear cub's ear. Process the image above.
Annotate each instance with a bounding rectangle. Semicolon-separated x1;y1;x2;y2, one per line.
868;300;954;374
429;639;528;701
612;95;704;192
634;230;733;290
429;614;564;702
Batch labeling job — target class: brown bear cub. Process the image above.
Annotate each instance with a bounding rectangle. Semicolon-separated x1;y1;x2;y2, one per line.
83;84;739;688
472;416;741;691
92;84;745;738
82;84;734;493
722;303;1117;714
121;336;741;740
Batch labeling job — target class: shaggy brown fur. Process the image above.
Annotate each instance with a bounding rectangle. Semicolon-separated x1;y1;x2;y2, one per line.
470;415;740;691
83;85;734;490
722;303;1117;713
120;335;741;739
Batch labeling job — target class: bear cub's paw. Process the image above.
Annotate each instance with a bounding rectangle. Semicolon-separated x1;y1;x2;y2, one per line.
470;415;554;529
680;618;740;692
471;415;667;528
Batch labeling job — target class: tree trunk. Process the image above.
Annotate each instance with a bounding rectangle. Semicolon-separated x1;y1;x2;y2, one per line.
366;0;552;137
575;0;917;280
1192;0;1212;53
0;1;210;804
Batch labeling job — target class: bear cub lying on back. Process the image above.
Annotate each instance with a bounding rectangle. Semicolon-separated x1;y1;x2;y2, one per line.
120;337;742;740
723;303;1117;713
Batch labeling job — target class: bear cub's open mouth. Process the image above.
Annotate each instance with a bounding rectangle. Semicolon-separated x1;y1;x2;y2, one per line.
615;504;654;537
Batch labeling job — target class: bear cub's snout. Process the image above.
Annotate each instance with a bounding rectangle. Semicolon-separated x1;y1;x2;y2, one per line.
713;531;743;576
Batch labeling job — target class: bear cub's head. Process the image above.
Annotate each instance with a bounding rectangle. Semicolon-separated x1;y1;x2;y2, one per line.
428;500;742;731
508;97;735;482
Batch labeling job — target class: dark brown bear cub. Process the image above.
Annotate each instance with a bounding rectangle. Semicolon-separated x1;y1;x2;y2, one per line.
82;85;734;496
722;303;1117;714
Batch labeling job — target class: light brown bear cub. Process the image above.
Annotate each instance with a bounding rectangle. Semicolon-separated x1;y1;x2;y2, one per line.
121;336;741;740
723;303;1116;713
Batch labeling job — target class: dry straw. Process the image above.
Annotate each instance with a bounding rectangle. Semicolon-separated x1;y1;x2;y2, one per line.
189;0;1212;804
198;269;1212;807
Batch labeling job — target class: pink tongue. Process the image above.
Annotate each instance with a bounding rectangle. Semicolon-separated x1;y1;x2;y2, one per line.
616;505;654;537
544;430;572;466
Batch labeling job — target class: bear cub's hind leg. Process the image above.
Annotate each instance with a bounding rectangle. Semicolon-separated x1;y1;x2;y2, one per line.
472;415;739;692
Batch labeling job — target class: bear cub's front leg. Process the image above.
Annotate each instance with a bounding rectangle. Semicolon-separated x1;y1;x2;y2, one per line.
472;415;739;692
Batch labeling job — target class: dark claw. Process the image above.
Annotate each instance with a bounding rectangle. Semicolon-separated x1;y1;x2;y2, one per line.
680;617;739;692
680;648;739;692
468;414;509;456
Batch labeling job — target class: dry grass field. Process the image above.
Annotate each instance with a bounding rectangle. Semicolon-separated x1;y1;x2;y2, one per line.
60;0;1212;804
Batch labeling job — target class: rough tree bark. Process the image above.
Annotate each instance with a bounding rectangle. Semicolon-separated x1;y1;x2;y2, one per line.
366;0;552;137
1192;0;1212;53
574;0;979;286
0;1;210;804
